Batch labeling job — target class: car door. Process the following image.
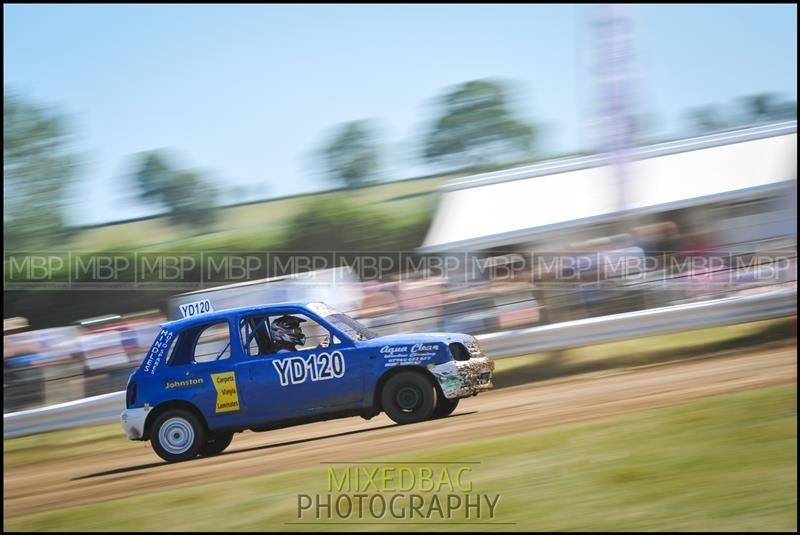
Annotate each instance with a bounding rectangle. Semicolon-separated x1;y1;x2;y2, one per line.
233;314;297;422
235;310;365;422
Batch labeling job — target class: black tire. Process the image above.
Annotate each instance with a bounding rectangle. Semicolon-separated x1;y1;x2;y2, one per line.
432;396;460;418
150;409;206;463
199;432;234;457
380;371;437;424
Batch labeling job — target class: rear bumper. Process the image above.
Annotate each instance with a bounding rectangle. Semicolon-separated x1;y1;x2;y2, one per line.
430;357;494;399
120;407;148;440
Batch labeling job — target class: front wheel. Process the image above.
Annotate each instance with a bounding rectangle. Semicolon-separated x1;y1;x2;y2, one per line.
381;371;437;424
199;432;234;457
151;409;206;463
433;396;460;418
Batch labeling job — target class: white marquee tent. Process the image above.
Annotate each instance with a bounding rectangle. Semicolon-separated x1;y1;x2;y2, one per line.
420;122;797;252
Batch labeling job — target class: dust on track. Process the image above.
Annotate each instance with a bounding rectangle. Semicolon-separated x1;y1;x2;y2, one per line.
4;348;796;518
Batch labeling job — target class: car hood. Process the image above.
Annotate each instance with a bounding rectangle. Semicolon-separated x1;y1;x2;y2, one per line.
358;332;475;349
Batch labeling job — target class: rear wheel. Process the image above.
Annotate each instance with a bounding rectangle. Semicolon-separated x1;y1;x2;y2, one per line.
199;432;234;457
381;371;437;424
433;396;460;418
151;409;205;463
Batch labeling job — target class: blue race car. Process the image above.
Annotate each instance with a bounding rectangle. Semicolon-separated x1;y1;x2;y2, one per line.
120;301;494;462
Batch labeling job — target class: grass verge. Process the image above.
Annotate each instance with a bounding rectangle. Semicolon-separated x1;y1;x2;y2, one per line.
5;384;797;531
491;316;796;388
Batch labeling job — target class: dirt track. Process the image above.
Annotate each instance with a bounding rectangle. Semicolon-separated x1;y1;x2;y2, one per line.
4;348;796;518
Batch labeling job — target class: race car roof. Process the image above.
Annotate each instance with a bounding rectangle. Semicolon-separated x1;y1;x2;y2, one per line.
160;301;320;330
419;121;797;252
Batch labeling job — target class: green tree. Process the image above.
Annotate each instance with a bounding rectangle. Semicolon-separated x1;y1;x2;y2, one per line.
740;93;797;124
686;106;724;134
321;121;380;188
281;196;430;252
423;79;535;169
742;94;780;124
4;92;79;250
131;150;218;228
770;100;797;121
135;151;173;204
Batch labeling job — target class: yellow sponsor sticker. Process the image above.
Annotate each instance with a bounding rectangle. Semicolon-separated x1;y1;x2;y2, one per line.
211;371;240;413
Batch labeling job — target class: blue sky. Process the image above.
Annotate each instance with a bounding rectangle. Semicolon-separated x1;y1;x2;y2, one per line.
4;4;797;226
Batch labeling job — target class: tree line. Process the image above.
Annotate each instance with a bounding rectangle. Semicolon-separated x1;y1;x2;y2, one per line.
4;82;797;251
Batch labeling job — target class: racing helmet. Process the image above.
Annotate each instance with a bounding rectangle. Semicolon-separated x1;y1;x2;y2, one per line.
271;315;307;347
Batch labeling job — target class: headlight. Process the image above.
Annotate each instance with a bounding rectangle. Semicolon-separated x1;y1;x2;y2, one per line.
448;343;470;361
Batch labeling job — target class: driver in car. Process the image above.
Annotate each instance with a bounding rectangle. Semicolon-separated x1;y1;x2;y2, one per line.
270;315;307;353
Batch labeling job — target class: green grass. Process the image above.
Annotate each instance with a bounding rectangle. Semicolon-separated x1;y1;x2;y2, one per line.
3;422;129;469
492;316;796;386
5;385;797;531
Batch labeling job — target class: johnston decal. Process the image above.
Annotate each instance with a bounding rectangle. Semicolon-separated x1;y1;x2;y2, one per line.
165;377;204;389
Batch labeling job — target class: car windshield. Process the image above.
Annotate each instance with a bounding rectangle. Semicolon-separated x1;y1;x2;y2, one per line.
306;302;378;341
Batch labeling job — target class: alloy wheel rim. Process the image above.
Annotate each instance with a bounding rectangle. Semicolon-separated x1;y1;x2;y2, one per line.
158;417;195;455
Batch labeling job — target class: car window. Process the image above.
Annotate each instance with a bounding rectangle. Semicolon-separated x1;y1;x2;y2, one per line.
239;315;273;357
241;312;339;355
307;302;377;340
280;313;336;352
165;333;181;365
193;321;232;363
